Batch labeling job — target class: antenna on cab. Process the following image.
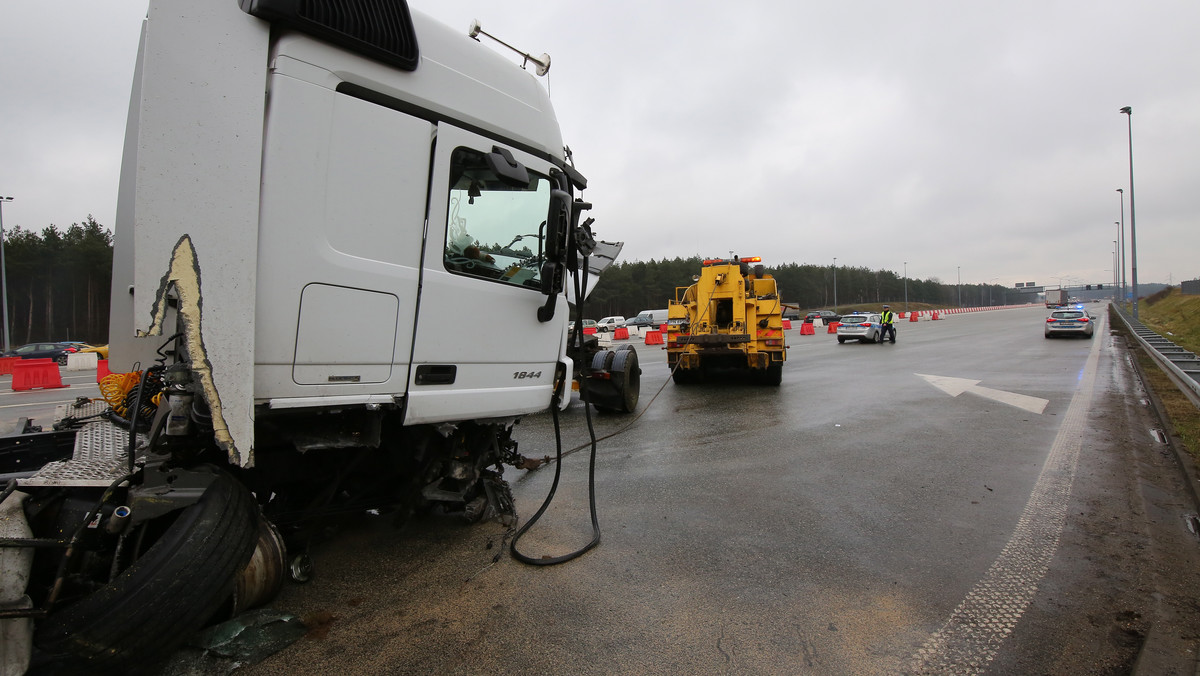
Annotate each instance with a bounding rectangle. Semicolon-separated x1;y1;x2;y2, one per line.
468;20;551;76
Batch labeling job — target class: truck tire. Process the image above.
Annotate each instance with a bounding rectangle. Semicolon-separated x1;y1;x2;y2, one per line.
36;468;259;671
671;367;698;385
760;361;783;386
608;347;640;413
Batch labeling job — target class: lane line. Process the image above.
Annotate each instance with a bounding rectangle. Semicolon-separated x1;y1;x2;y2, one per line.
908;314;1105;673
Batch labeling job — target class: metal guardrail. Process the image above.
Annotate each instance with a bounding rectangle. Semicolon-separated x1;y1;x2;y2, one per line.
1111;303;1200;408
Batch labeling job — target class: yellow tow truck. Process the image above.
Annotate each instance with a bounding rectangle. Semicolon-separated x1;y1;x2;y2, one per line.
666;256;787;385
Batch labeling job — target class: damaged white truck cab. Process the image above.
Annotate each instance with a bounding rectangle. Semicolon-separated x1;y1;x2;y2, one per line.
2;1;628;672
113;1;585;459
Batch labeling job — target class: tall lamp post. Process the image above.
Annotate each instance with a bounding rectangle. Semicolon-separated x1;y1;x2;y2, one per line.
1116;188;1126;307
832;257;838;311
1120;107;1138;318
1112;240;1118;294
903;261;908;313
0;196;12;353
957;266;961;306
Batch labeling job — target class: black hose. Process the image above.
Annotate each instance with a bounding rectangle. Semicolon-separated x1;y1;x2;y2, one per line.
510;256;601;565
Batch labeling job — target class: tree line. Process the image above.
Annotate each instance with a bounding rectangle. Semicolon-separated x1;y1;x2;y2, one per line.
2;216;113;346
582;256;1014;318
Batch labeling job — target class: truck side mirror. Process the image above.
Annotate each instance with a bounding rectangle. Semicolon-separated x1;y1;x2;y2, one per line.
543;188;572;267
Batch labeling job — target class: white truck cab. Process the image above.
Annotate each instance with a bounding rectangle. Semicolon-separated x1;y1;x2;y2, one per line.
1;2;629;672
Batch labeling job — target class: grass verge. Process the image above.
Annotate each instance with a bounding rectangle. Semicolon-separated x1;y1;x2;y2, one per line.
1110;297;1200;463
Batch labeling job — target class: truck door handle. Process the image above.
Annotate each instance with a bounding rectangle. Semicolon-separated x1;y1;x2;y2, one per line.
415;364;457;385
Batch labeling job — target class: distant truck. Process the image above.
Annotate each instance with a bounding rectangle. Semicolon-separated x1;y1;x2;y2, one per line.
666;256;787;385
1046;289;1069;307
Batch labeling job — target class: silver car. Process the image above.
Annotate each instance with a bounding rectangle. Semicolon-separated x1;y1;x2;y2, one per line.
836;313;882;344
1044;308;1094;338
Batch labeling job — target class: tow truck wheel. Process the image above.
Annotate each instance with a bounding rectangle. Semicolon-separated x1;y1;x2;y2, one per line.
760;361;783;386
35;468;259;671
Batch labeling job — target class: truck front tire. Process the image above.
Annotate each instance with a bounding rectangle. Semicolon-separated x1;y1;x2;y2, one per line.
35;468;259;671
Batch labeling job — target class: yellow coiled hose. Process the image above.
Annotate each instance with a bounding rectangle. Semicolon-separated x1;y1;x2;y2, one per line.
100;371;164;420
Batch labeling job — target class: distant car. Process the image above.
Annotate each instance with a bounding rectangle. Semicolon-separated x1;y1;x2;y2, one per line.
627;309;669;328
804;310;841;324
79;344;110;359
1044;309;1094;339
595;316;626;332
836;313;882;344
782;308;802;321
3;342;79;365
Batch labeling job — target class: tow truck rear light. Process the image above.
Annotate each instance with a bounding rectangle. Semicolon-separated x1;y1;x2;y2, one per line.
764;339;782;346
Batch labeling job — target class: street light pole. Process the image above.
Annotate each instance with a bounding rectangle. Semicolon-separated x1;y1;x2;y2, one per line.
832;257;838;311
1112;240;1118;293
1116;188;1126;308
1120;107;1138;319
0;196;12;354
957;266;961;306
903;261;908;313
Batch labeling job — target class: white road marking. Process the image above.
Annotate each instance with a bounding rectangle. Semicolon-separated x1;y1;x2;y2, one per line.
909;314;1104;673
916;374;1049;415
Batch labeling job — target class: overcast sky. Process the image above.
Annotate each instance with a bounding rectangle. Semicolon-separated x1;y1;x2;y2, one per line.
2;1;1196;291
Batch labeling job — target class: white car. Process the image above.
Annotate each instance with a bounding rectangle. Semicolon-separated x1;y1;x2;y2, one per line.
836;313;882;343
1045;309;1094;338
596;316;627;332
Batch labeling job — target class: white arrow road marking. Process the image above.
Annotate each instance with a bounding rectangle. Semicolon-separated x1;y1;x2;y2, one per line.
915;373;1049;415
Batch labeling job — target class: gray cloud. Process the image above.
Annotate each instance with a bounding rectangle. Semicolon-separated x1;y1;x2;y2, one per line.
2;1;1195;290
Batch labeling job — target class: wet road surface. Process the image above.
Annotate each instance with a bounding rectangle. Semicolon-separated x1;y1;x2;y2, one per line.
234;305;1200;674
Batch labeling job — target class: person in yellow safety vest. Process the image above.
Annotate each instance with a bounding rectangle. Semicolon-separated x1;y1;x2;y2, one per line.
880;304;897;343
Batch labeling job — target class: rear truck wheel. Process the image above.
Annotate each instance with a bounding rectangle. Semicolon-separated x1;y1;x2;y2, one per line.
760;361;783;386
671;366;698;385
585;348;641;413
35;467;259;671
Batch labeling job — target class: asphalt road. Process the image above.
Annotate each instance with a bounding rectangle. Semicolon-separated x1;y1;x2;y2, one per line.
0;367;101;430
9;308;1196;674
232;303;1200;675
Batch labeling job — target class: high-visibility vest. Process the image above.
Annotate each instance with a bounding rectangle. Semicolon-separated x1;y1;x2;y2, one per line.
881;310;895;324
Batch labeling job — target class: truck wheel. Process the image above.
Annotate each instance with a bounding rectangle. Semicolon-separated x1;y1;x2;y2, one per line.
671;368;697;385
35;468;259;671
760;361;783;386
610;347;640;413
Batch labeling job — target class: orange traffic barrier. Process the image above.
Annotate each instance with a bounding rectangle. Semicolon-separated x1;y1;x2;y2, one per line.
645;330;664;345
799;323;816;335
613;327;629;340
898;312;906;319
12;358;68;391
659;323;668;332
97;358;112;383
782;319;792;330
0;356;18;375
931;311;941;320
909;312;919;322
827;322;840;333
583;327;597;335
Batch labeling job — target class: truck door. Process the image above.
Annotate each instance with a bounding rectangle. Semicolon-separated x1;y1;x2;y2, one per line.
405;125;567;424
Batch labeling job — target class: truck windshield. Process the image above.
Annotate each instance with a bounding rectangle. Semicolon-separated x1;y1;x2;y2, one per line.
445;147;550;289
